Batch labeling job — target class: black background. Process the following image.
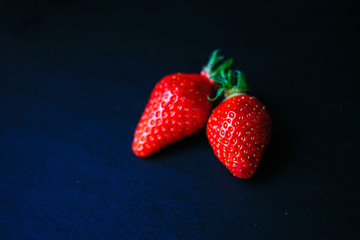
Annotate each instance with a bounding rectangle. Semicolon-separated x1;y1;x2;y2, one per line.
1;0;359;239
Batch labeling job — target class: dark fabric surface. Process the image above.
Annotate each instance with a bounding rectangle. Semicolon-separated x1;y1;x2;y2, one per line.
1;0;359;239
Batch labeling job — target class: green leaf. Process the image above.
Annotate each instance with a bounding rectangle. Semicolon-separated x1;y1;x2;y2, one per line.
235;70;247;90
213;58;233;76
227;70;232;84
206;49;221;69
208;87;225;101
210;75;226;85
220;69;226;78
214;55;225;64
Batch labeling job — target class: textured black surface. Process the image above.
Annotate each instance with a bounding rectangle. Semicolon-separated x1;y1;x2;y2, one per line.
1;0;359;239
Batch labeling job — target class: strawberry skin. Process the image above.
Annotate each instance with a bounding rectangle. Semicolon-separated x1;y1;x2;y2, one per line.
207;94;271;178
132;73;214;157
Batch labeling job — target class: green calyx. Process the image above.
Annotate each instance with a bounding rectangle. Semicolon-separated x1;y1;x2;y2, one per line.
208;69;248;101
203;49;233;77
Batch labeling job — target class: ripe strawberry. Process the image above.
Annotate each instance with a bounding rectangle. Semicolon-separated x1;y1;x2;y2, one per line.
132;50;233;157
206;70;271;178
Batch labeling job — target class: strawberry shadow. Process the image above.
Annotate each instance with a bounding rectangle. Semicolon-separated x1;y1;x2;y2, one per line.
143;102;291;183
249;113;292;183
145;128;209;161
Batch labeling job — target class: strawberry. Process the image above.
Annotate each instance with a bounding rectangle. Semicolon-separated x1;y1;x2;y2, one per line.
132;50;233;157
206;70;271;178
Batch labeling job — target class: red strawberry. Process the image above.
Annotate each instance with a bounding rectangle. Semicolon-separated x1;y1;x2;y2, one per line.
132;50;233;157
206;70;271;178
